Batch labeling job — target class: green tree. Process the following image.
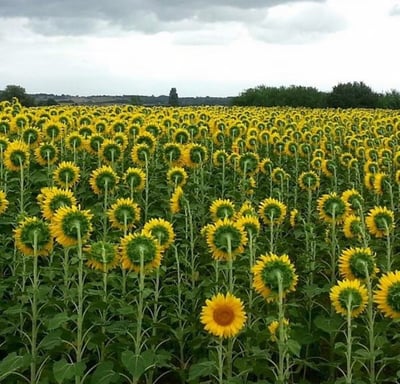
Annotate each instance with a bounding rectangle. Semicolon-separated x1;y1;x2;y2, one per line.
168;87;179;106
327;81;378;108
0;84;35;107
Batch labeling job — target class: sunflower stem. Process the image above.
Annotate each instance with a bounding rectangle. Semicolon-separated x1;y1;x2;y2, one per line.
75;223;84;384
103;179;109;241
364;267;376;384
217;338;224;384
277;272;287;384
144;153;149;222
30;230;39;384
345;294;353;384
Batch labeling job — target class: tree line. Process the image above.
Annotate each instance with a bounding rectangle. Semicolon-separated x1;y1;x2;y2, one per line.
231;82;400;109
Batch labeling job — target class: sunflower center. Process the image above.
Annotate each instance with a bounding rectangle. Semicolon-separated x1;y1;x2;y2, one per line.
387;283;400;312
338;288;363;311
213;305;235;326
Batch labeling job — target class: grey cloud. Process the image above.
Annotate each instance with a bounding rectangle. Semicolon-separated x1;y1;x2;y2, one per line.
389;4;400;15
0;0;326;36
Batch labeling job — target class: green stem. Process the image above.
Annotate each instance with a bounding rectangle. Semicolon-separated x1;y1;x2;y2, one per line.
30;231;39;384
345;296;353;384
217;338;224;384
75;224;84;384
277;272;287;384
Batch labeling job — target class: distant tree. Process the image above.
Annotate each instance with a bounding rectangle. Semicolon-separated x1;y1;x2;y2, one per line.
168;87;179;106
0;84;35;107
327;81;378;108
377;89;400;109
36;98;58;106
130;95;142;105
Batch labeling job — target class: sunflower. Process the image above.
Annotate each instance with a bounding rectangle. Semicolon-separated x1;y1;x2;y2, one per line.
252;253;298;302
170;186;184;214
135;132;156;151
268;318;290;342
89;165;119;195
108;197;141;231
53;161;80;189
84;134;104;155
100;139;122;164
3;141;30;172
258;197;287;226
0;190;9;215
123;167;146;192
374;271;400;319
131;143;152;166
289;208;300;228
235;215;260;237
237;152;260;176
212;149;228;167
206;218;247;261
120;231;162;273
50;206;93;247
209;199;235;221
34;142;58;166
236;200;257;218
317;192;349;224
258;158;272;175
14;217;53;256
143;218;175;251
166;166;188;188
21;127;41;148
341;189;363;212
85;241;120;272
321;159;335;178
298;170;320;191
271;167;289;184
39;187;78;220
342;214;363;240
65;132;85;151
182;143;208;168
365;206;395;238
338;247;378;281
373;172;390;195
43;121;63;142
163;142;184;167
200;292;246;338
330;279;368;318
173;128;190;144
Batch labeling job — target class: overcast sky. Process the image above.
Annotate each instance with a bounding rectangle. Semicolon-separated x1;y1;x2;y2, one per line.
1;0;399;97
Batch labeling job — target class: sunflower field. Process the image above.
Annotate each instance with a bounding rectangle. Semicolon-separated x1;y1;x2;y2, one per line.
1;99;400;384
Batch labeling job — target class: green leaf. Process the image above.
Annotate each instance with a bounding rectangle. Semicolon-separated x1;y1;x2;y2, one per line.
39;330;64;350
90;362;119;384
287;339;301;357
188;361;215;382
53;359;86;384
121;350;154;380
313;315;343;333
46;313;70;330
0;353;28;381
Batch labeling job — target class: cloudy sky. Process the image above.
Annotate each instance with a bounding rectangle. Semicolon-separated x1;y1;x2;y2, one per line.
0;0;399;97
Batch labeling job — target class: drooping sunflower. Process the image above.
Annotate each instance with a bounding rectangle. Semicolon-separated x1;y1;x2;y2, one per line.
89;165;119;195
182;143;208;168
206;218;247;261
374;271;400;319
271;167;289;184
252;253;298;302
131;143;152;166
317;192;350;224
236;200;257;218
373;172;390;196
209;198;236;221
107;197;141;231
258;197;287;226
14;217;53;256
298;170;320;191
143;218;175;251
338;247;378;281
53;161;80;189
237;152;260;176
170;185;184;214
163;142;184;167
120;231;162;273
34;142;58;166
0;190;9;215
21;127;41;148
258;158;272;175
341;189;364;212
321;159;336;178
166;166;188;188
3;140;30;172
200;292;246;338
65;132;85;151
289;208;300;228
84;241;120;272
100;138;123;164
365;206;395;238
123;167;146;192
50;206;93;247
135;132;156;152
235;215;260;238
212;149;228;167
342;214;363;240
84;134;104;155
330;279;368;318
39;187;78;220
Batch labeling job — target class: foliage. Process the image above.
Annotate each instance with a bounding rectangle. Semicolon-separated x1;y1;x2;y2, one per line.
168;87;179;106
0;85;35;107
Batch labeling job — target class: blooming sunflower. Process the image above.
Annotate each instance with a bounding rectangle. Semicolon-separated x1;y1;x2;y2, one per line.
89;165;119;195
330;279;368;318
342;214;363;240
200;292;246;338
365;206;395;238
289;208;300;228
120;231;162;273
212;149;228;167
131;143;152;166
373;172;390;196
209;199;236;221
339;247;378;281
65;132;84;151
84;134;104;155
166;166;188;188
135;132;156;152
170;186;184;214
258;197;287;226
341;189;363;212
34;142;58;166
182;143;208;168
374;271;400;319
123;167;146;192
258;158;272;175
100;139;122;164
3;140;30;172
143;218;175;251
14;217;53;256
53;161;80;189
271;167;289;184
252;253;298;302
235;215;260;238
298;170;320;191
317;192;349;224
107;197;141;231
50;206;93;247
206;218;247;261
237;152;260;176
39;187;78;220
0;190;9;215
85;241;120;272
21;127;41;148
163;142;184;167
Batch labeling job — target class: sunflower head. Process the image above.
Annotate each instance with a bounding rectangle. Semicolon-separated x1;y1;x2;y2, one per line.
131;143;152;166
39;187;78;220
123;167;146;192
100;139;122;163
163;142;184;166
342;214;363;240
200;292;247;338
85;241;120;272
182;143;208;168
209;199;235;221
258;197;287;226
317;192;349;224
289;208;300;228
330;279;368;318
120;231;162;273
0;190;9;215
166;166;188;188
14;217;53;256
34;143;58;166
235;215;260;238
108;198;141;230
339;247;378;281
341;189;363;212
374;271;400;319
268;318;290;342
212;149;228;167
4;141;30;172
252;253;298;302
53;161;81;189
143;218;175;251
298;170;320;191
89;165;119;195
170;186;184;214
365;206;395;238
